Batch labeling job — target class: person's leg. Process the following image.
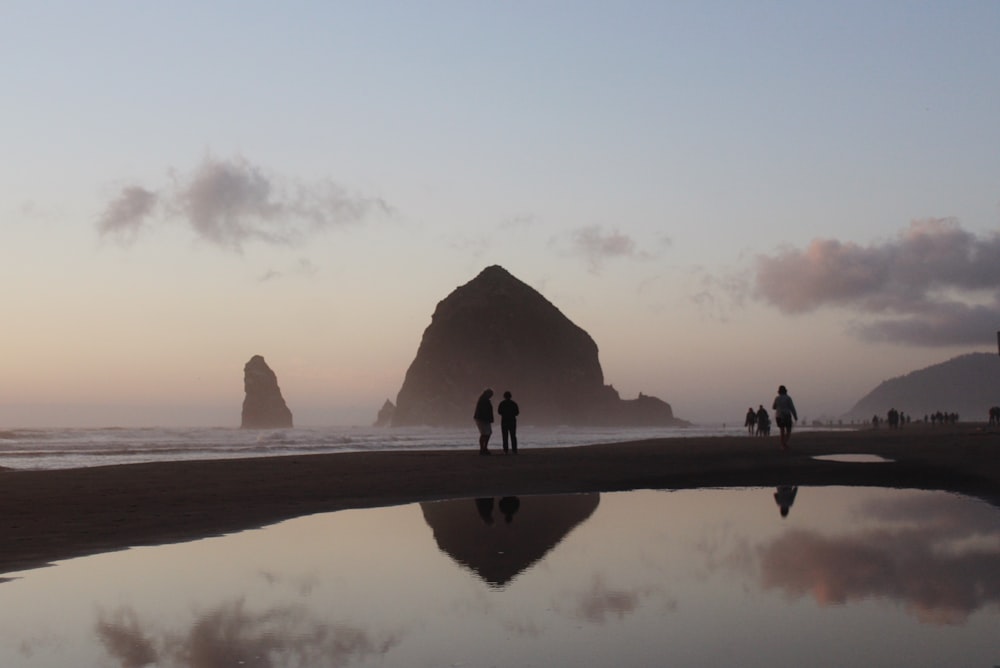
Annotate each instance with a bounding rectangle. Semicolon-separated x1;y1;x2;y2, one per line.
510;424;518;453
501;424;510;453
478;422;491;454
780;422;790;449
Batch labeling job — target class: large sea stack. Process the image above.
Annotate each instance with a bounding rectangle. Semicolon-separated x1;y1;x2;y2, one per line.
241;355;293;429
390;265;685;427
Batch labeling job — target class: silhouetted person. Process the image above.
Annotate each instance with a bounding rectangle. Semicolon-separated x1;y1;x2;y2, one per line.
497;390;520;454
745;407;757;435
474;388;495;455
774;485;798;518
756;405;770;436
498;496;520;523
772;385;798;450
475;497;495;524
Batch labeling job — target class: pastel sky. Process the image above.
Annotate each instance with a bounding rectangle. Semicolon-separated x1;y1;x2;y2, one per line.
3;2;999;427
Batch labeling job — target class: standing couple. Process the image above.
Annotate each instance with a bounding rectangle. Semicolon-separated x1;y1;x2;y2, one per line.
474;388;519;455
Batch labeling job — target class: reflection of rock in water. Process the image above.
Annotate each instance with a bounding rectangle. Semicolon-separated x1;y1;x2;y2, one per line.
421;494;600;587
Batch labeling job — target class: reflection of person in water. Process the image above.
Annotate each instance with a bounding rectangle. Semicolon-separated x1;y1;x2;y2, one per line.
498;496;520;523
774;486;798;518
475;497;495;525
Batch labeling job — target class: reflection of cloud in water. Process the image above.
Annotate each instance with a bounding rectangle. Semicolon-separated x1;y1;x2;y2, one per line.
557;575;673;625
95;599;400;668
757;493;1000;625
95;608;156;668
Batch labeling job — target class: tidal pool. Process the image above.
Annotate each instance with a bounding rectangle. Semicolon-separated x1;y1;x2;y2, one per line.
1;486;998;667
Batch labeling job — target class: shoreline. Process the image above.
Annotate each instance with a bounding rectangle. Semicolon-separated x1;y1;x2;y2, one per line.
1;424;997;576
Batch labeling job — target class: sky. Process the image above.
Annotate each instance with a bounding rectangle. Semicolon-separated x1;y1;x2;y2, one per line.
2;1;999;427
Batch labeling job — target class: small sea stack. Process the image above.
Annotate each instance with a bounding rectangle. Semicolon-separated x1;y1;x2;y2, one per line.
241;355;293;429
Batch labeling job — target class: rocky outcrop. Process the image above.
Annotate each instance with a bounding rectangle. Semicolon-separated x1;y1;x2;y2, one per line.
241;355;293;429
389;265;686;427
373;399;395;427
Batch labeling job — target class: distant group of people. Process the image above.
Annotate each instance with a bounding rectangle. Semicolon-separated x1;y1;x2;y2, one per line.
871;409;961;428
744;385;798;450
873;408;909;429
929;411;959;425
745;405;770;437
473;388;519;455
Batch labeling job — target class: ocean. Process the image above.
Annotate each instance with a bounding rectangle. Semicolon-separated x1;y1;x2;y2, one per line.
0;424;760;471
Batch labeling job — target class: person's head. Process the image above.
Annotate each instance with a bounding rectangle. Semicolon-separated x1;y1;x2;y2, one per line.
483;388;494;398
778;385;787;395
503;391;512;399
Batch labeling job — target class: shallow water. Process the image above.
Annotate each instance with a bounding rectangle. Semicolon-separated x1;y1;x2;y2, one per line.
813;453;894;463
1;487;997;667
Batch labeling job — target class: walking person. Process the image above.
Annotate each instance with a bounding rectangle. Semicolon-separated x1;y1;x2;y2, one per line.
772;385;798;450
745;407;757;435
473;388;495;455
497;390;520;454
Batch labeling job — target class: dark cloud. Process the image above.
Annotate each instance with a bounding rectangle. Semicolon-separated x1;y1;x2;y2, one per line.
754;219;1000;345
97;156;390;251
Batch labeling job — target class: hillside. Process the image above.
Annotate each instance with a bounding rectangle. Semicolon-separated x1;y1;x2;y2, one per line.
846;352;1000;421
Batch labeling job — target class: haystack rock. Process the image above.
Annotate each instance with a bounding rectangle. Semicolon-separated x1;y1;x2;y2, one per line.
241;355;293;429
389;265;686;427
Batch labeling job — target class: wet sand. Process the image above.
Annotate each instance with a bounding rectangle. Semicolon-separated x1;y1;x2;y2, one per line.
1;423;997;575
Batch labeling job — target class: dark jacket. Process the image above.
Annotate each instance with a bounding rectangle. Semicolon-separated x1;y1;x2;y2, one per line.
497;399;519;424
474;395;494;423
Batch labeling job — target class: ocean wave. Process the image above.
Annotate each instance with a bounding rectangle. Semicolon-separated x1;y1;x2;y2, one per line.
0;424;845;471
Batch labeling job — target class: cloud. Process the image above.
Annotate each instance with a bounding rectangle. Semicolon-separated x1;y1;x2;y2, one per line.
96;186;159;240
688;267;753;322
754;219;1000;345
97;156;390;250
562;225;664;274
257;258;320;282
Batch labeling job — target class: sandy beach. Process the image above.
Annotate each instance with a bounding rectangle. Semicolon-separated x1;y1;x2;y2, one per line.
1;424;997;576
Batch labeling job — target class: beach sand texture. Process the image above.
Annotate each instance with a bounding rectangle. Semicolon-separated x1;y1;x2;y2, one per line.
1;424;997;575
